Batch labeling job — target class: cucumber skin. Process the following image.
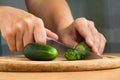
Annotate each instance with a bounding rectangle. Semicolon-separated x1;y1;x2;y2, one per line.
64;42;91;60
23;43;58;61
75;42;91;53
64;49;86;60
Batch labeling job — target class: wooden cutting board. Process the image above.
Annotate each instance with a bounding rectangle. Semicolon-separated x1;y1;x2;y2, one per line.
0;53;120;72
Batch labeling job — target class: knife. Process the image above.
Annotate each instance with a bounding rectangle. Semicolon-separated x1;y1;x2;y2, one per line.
47;37;102;59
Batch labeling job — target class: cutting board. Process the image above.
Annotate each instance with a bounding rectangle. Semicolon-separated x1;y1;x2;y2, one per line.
0;53;120;72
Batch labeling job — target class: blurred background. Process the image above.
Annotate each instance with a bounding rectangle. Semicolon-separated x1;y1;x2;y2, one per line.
0;0;120;55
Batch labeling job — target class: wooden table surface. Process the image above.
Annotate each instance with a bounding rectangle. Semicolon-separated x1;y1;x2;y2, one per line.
0;68;120;80
0;53;120;80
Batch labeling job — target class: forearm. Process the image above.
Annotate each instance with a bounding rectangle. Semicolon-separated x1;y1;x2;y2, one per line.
25;0;74;35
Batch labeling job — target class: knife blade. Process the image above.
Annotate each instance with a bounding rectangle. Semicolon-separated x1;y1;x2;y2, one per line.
47;38;72;55
47;37;102;59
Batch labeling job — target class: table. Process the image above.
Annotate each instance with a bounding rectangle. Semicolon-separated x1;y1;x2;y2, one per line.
0;68;120;80
0;53;120;80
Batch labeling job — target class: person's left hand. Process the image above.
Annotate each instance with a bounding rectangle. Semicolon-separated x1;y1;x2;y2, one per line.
58;17;106;55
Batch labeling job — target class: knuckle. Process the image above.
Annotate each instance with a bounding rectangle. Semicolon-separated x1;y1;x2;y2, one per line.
78;17;87;22
89;20;94;25
78;17;87;20
23;19;32;27
35;18;44;26
15;23;23;32
80;17;87;21
37;18;43;23
21;15;35;28
74;17;87;25
21;18;34;31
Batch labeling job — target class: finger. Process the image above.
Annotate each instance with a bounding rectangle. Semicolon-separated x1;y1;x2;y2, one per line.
74;18;94;47
15;23;24;51
98;33;106;54
33;18;46;44
1;24;17;51
88;20;100;54
5;31;16;51
59;29;78;48
23;19;34;47
62;36;78;48
46;28;58;40
92;36;100;55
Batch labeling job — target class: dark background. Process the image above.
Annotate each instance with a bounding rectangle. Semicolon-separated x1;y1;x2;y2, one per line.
0;0;120;55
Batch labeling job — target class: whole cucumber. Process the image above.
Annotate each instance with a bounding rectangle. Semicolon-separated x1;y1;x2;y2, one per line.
23;43;58;61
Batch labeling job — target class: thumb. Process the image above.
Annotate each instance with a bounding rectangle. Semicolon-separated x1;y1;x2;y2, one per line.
60;36;78;48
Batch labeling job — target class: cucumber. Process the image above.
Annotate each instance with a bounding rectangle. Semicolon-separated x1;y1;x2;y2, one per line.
23;43;58;61
64;49;86;60
75;42;91;53
64;42;91;60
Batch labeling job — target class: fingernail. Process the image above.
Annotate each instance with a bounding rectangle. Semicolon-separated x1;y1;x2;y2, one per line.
88;39;94;45
94;48;101;55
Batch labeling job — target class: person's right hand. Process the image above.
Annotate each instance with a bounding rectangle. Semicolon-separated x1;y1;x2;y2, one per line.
0;6;58;52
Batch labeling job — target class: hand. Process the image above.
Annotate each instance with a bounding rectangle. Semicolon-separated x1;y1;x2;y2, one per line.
0;6;58;52
58;17;106;55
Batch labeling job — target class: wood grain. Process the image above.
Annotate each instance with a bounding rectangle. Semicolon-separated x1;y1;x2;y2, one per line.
0;54;120;72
